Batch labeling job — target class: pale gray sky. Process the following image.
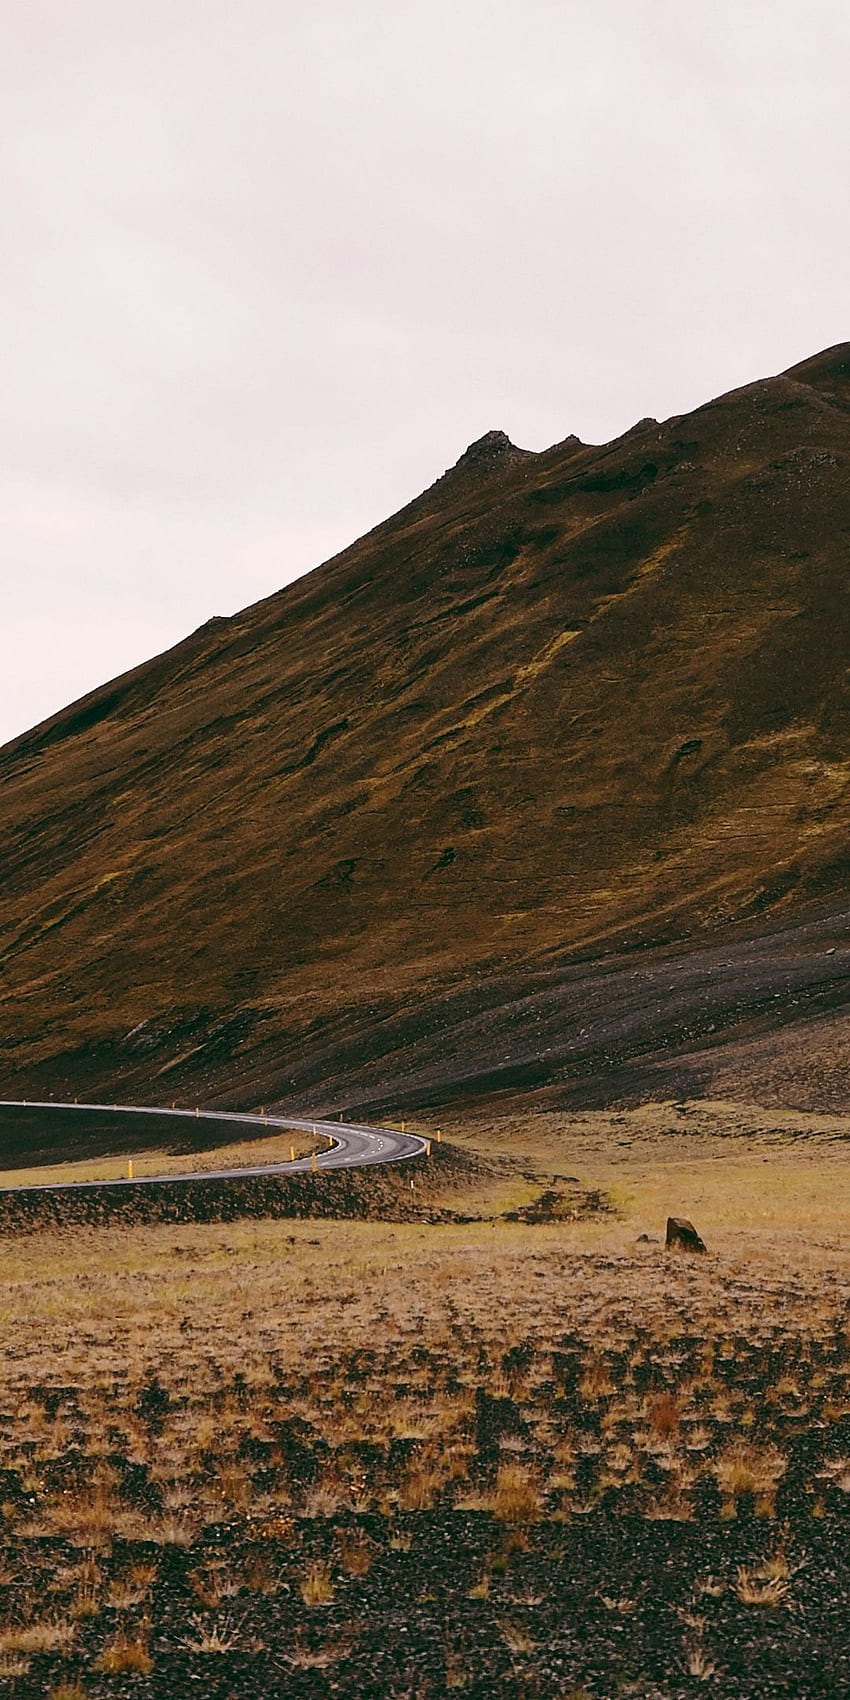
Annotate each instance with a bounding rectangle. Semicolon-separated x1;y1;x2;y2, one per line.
2;0;848;745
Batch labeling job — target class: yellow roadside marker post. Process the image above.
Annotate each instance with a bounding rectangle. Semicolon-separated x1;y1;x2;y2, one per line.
289;1145;295;1162
425;1141;431;1157
195;1107;200;1118
311;1152;318;1172
127;1159;134;1180
401;1121;406;1133
436;1129;442;1143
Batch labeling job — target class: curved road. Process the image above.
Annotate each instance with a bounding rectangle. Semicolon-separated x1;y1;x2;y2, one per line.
0;1100;428;1192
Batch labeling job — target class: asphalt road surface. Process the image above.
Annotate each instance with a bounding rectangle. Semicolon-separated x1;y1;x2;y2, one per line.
0;1100;428;1192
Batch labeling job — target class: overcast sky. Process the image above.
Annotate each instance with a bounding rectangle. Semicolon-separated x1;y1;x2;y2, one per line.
2;0;848;746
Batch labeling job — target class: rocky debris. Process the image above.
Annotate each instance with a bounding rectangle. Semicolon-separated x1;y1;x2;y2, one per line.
448;427;533;473
417;427;537;506
666;1215;707;1253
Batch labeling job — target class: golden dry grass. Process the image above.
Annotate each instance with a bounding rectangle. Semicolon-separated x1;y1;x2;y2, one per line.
435;1094;850;1244
0;1096;849;1678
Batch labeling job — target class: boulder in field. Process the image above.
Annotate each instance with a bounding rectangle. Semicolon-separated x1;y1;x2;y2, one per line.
666;1216;707;1254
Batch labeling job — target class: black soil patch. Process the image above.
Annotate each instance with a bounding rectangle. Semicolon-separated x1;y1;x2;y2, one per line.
503;1179;613;1223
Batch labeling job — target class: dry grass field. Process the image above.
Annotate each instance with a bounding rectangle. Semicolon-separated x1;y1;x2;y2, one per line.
1;1100;850;1696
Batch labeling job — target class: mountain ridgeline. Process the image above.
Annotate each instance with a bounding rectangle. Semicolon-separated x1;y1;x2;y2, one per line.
3;344;850;1116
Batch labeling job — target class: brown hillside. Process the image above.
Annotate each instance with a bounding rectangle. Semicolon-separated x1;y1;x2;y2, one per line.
2;344;850;1114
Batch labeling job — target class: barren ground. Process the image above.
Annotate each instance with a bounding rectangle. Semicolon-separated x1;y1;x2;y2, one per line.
1;1099;850;1697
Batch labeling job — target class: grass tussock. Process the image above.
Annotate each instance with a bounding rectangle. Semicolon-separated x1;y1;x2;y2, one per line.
95;1631;154;1673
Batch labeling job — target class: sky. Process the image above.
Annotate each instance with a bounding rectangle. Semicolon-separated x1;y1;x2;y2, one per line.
2;0;848;746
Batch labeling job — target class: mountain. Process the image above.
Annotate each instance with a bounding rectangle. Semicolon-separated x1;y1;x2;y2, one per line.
2;343;850;1116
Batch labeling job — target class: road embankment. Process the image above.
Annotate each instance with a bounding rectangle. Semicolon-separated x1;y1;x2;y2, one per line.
0;1140;484;1232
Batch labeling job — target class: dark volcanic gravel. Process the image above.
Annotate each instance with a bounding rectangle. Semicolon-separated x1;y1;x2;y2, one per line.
5;1511;850;1699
